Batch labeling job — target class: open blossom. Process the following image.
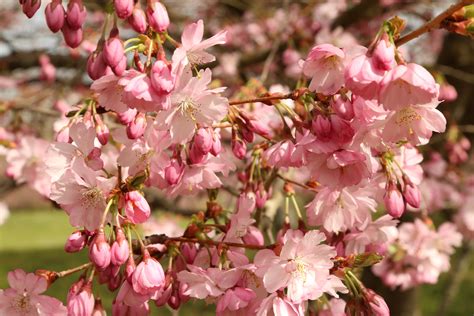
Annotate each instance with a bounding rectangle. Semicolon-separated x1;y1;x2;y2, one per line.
302;44;345;95
379;63;439;111
155;68;228;144
0;269;66;315
6;136;51;198
50;160;115;230
254;230;346;303
306;186;377;233
172;19;227;67
256;292;305;316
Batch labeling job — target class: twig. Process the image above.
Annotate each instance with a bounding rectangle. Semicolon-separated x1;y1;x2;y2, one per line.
229;93;296;106
395;0;474;46
57;262;93;278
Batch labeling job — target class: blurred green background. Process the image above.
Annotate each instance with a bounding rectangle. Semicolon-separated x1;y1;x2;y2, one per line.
0;209;473;315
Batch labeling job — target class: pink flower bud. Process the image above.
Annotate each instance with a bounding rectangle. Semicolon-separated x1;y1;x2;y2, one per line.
62;23;83;48
103;31;124;68
193;128;213;155
89;230;111;270
241;126;255;143
111;228;129;266
210;132;222;156
372;33;395;72
45;0;65;32
118;108;138;125
128;5;147;34
94;115;109;145
232;139;247;160
22;0;41;18
65;230;87;253
124;191;151;224
168;293;181;310
125;256;136;281
164;159;184;185
107;273;122;291
248;119;271;137
87;52;108;80
67;281;95;316
132;250;165;295
114;0;134;19
180;243;197;263
384;183;405;218
189;144;206;164
150;60;174;93
403;182;421;209
439;83;458;102
364;288;390;316
112;56;127;76
126;113;146;139
312;115;331;140
66;0;87;30
146;0;170;33
331;95;354;120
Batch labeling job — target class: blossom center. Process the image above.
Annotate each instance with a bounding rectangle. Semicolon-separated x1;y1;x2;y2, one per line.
178;97;198;121
12;293;32;313
395;107;421;126
287;258;308;283
81;187;104;209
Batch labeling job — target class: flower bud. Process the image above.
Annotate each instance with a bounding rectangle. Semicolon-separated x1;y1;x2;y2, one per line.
39;54;56;83
193;128;213;155
255;186;268;209
22;0;41;18
118;108;137;125
384;183;405;218
62;23;83;48
232;139;246;160
45;0;65;33
112;56;127;76
87;52;108;80
372;33;395;72
210;132;222;156
403;181;421;209
247;119;271;137
128;5;147;34
114;0;134;19
126;113;146;139
86;147;104;171
111;228;129;266
241;126;255;143
66;0;87;30
150;60;174;93
189;144;206;164
65;230;87;253
168;293;181;310
94;114;109;145
67;281;95;316
180;243;197;263
107;273;122;291
124;191;151;224
89;230;111;270
312;115;331;140
164;159;184;185
364;288;390;316
103;30;125;68
146;0;170;33
132;250;165;295
125;256;136;281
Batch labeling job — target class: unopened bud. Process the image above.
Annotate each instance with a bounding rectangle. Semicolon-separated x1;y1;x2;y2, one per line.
384;183;405;218
45;0;65;33
89;230;111;270
146;0;169;33
65;230;87;253
114;0;134;19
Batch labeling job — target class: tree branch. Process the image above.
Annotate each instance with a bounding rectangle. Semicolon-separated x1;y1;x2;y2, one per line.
395;0;474;46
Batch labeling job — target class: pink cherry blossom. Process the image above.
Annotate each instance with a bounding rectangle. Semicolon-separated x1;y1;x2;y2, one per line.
254;230;346;303
0;269;67;316
256;293;305;316
155;68;228;144
302;44;345;95
172;19;227;67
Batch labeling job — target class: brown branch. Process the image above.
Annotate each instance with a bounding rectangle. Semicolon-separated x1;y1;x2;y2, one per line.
229;92;296;106
395;0;474;46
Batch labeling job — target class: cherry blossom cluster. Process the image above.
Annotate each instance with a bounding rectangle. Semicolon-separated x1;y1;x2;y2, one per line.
1;1;473;315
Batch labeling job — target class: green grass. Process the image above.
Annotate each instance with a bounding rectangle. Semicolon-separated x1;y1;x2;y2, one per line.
1;209;473;315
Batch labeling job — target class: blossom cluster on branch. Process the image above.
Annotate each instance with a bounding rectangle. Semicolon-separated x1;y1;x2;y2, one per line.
1;0;474;315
